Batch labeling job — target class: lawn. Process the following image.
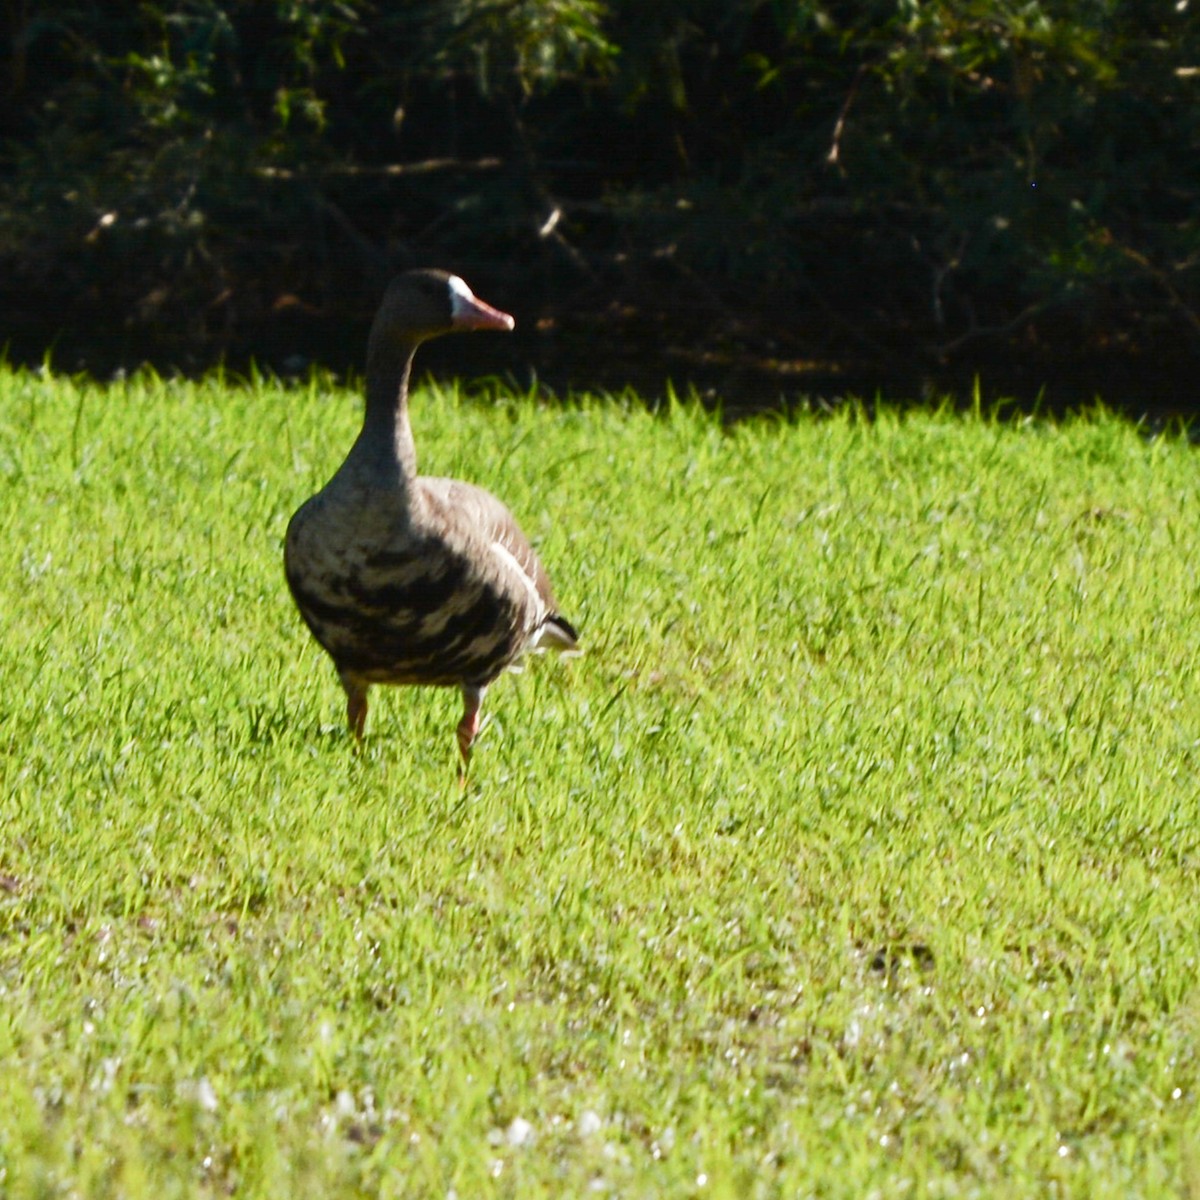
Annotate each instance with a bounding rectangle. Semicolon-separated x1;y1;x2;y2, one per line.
1;365;1199;1197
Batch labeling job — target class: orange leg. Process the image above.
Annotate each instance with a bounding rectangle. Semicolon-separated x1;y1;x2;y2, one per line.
340;674;369;742
457;685;486;777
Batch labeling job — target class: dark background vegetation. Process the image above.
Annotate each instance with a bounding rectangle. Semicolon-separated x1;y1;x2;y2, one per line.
2;1;1197;408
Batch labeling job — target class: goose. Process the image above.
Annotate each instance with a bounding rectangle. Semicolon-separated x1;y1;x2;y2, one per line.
284;269;578;767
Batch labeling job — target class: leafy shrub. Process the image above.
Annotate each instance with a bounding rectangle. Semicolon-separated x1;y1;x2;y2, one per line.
1;1;1196;377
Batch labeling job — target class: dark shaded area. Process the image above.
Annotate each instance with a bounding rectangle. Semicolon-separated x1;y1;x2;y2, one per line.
1;3;1197;417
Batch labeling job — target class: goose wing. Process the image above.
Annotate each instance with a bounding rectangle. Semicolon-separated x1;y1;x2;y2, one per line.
417;475;578;650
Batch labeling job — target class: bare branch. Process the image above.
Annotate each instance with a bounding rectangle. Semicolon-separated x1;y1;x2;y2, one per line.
827;64;869;173
256;158;504;181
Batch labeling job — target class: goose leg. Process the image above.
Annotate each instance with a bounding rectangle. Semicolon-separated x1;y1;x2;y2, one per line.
457;684;486;770
340;672;369;741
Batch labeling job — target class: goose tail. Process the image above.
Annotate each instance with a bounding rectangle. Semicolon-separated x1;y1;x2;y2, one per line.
532;614;581;656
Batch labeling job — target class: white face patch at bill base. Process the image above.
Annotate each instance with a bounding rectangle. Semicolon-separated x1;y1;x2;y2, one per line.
448;275;476;319
447;274;516;331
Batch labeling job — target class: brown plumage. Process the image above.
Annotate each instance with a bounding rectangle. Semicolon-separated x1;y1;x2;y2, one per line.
284;269;578;766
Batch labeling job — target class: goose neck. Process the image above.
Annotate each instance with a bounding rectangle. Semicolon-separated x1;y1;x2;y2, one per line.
361;342;418;478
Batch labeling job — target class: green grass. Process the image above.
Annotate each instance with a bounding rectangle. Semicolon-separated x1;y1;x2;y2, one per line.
2;364;1200;1197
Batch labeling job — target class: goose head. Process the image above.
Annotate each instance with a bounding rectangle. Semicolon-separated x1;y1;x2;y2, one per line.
368;269;515;358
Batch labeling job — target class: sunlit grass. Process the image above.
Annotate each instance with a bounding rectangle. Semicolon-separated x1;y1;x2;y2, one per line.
2;364;1200;1197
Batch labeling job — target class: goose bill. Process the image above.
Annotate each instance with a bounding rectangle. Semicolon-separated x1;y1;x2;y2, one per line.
447;275;515;332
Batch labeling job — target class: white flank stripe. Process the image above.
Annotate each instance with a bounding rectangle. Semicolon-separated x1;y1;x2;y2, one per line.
489;540;542;615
